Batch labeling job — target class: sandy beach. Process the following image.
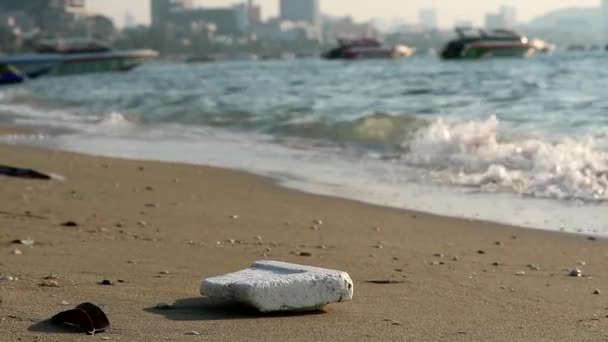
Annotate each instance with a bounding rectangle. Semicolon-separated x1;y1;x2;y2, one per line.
1;141;607;341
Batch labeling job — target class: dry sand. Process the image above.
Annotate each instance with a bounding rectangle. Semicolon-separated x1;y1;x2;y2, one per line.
0;142;607;341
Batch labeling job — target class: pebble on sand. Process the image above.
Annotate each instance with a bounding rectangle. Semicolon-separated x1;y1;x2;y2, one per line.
11;249;23;255
527;264;542;271
185;331;201;336
11;238;35;246
98;280;114;286
61;221;79;227
38;280;60;287
313;219;324;225
569;268;583;277
515;271;526;276
593;289;601;295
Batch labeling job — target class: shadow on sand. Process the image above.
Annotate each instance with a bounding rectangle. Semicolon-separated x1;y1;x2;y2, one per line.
28;319;71;334
144;297;326;321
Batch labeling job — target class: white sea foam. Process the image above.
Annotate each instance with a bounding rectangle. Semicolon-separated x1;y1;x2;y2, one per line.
404;116;608;201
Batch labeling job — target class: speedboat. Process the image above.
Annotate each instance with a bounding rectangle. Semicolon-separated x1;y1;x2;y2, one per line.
440;27;537;60
0;64;25;85
323;38;415;60
0;39;158;78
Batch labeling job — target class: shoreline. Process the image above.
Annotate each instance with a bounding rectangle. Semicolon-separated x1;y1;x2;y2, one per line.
1;142;607;341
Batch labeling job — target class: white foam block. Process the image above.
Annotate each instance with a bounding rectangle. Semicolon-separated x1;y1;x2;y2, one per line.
200;260;354;312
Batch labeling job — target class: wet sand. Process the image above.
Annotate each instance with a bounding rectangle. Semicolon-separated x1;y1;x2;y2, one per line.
1;143;607;341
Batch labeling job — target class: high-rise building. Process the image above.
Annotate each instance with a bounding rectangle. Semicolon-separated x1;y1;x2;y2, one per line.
150;0;194;26
124;11;136;28
279;0;320;26
418;8;438;30
485;5;517;29
603;0;608;34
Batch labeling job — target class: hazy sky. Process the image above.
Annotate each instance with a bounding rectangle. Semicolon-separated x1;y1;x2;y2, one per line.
88;0;600;28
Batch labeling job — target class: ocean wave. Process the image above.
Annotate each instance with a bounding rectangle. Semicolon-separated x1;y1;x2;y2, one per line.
402;116;608;202
270;113;428;150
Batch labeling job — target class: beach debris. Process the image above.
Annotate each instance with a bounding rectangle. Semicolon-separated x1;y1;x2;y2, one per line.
430;261;444;266
185;331;201;336
569;268;583;277
230;215;239;220
313;219;324;226
11;249;23;255
578;261;587;266
61;221;79;227
494;241;503;246
365;280;405;285
60;301;70;306
156;302;175;310
515;271;526;276
310;225;320;230
295;251;313;257
144;203;158;208
593;289;601;295
254;236;263;241
433;253;444;258
158;271;170;275
201;260;353;312
98;280;114;286
527;264;542;271
44;274;59;280
11;238;35;246
374;243;384;249
477;250;487;255
0;164;62;180
137;220;147;227
51;302;110;335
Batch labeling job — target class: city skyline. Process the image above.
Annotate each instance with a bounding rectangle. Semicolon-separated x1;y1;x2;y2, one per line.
88;0;600;28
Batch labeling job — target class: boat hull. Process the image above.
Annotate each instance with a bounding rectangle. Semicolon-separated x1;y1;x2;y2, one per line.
462;43;536;59
0;50;158;77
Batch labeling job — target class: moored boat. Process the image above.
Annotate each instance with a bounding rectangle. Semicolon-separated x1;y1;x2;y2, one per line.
441;27;537;60
0;39;158;77
323;38;415;60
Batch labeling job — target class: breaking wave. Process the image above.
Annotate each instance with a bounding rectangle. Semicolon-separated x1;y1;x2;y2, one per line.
402;116;608;202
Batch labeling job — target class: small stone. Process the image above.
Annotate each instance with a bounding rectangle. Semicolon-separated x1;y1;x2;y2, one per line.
527;264;542;271
515;271;526;276
38;280;60;287
44;274;59;280
159;271;170;275
477;250;486;255
316;245;328;250
431;261;441;266
11;249;22;255
569;268;583;277
145;203;159;208
226;239;236;244
433;253;444;258
60;300;70;306
230;215;239;220
578;261;587;266
185;331;201;336
137;221;147;227
375;244;384;249
494;241;503;246
11;238;35;246
310;225;320;230
452;256;459;261
492;262;500;266
297;252;313;257
99;280;114;286
61;221;78;227
1;275;14;282
373;227;381;232
156;302;175;310
588;236;598;241
127;260;137;264
254;236;263;241
145;185;153;191
313;219;323;225
394;268;403;272
593;289;601;295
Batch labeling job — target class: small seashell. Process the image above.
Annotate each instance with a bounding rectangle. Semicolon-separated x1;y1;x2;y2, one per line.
527;264;542;271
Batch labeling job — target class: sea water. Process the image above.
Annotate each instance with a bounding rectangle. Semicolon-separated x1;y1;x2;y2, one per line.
1;52;607;235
